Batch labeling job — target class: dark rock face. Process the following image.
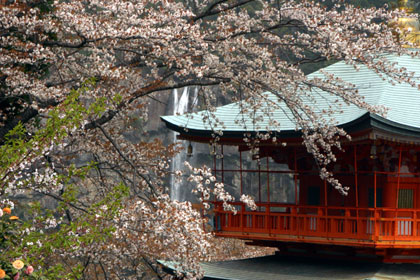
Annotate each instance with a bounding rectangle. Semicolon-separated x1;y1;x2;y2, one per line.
13;88;204;212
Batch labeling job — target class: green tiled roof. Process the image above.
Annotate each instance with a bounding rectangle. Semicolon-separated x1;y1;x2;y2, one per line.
161;53;420;137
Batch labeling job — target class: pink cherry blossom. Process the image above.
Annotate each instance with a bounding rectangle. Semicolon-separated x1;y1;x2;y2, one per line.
24;266;33;275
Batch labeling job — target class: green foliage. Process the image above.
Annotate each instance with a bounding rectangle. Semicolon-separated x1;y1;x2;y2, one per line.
0;208;43;279
0;79;130;279
0;210;21;255
22;183;128;279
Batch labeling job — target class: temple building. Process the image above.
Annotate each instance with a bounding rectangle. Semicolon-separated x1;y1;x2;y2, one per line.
161;3;420;262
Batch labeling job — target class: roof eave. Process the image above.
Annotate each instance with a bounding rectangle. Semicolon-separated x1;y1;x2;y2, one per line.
370;114;420;137
162;113;420;143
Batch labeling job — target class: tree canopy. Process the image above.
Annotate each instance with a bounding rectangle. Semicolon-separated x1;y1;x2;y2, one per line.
0;0;419;279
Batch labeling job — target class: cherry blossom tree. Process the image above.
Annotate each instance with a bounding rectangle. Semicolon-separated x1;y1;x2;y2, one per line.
0;0;418;278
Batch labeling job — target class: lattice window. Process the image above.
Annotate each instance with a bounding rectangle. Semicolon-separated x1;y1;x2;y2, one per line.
398;189;414;209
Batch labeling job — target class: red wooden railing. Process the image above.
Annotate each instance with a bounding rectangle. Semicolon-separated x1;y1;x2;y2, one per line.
213;202;420;246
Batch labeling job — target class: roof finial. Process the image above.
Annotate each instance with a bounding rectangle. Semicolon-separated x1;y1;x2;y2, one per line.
398;0;414;12
396;0;420;47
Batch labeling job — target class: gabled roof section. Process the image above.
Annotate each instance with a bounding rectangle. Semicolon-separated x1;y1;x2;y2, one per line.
161;53;420;139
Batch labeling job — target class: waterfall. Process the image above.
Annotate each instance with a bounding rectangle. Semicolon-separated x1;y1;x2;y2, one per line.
170;87;191;201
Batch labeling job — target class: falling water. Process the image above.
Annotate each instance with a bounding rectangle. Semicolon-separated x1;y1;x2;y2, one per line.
170;87;192;201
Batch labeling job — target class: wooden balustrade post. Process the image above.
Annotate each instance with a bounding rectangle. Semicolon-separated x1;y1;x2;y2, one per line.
394;147;403;239
354;145;359;238
374;171;377;209
267;157;271;235
241;204;244;234
318;207;324;235
374;171;378;241
291;206;297;235
324;179;329;239
267;157;270;204
375;210;380;241
345;209;350;234
258;161;261;204
294;148;298;206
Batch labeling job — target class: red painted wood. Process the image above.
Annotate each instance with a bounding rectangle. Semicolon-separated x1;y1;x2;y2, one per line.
208;140;420;262
213;201;420;249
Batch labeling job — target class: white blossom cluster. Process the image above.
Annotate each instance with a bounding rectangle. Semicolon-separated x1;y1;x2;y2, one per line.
59;194;212;279
185;161;257;213
1;0;419;278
